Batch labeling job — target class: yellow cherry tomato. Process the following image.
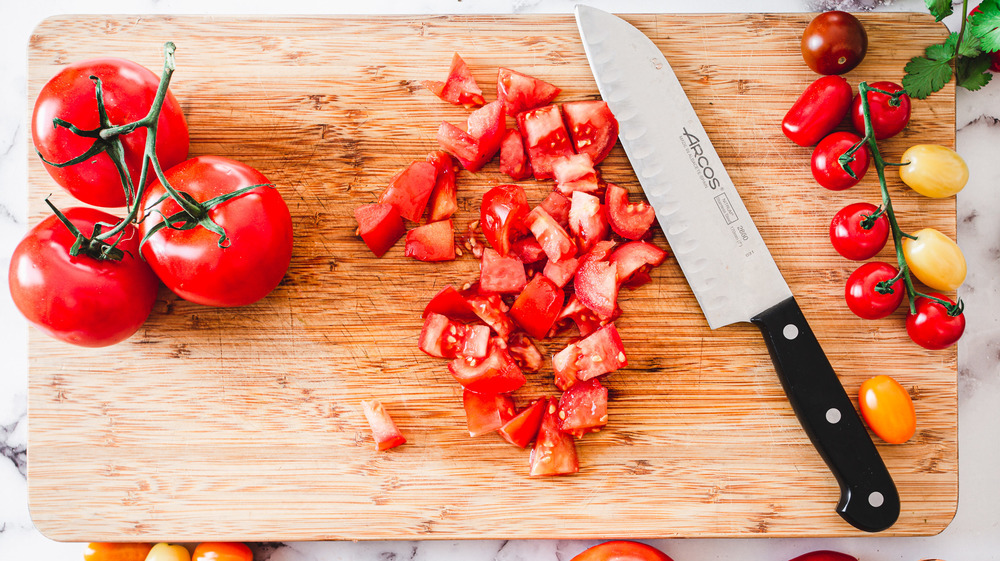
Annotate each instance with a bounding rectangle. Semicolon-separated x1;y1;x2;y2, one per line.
898;144;968;198
192;543;252;561
85;543;154;561
859;375;916;444
902;228;966;291
145;544;191;561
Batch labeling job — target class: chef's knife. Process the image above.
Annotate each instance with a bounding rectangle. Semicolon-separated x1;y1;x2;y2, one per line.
575;5;899;533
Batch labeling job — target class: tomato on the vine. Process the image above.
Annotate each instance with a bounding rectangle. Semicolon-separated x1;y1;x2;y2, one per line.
829;202;889;260
845;261;904;319
570;540;673;561
901;227;966;291
906;293;965;350
859;374;916;444
811;131;869;190
898;144;969;198
191;543;252;561
800;11;868;75
851;81;910;140
138;155;293;307
32;58;189;208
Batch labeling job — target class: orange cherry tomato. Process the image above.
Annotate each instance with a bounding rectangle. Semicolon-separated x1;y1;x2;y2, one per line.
571;540;673;561
144;544;190;561
859;375;916;444
84;543;154;561
192;543;253;561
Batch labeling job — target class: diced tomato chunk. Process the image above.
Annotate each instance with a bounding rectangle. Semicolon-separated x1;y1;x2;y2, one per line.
524;206;576;263
518;105;575;180
418;313;489;359
552;294;607;338
354;202;405;257
557;378;609;437
405;219;455;262
552;323;627;389
507;333;544;372
542;257;579;289
426;151;459;222
499;397;547;448
608;241;668;284
529;397;579;476
379;161;437;222
605;183;657;240
464;290;516;341
574;257;618;320
463;390;516;437
362;399;406;451
448;343;526;394
479;248;527;294
497;67;561;116
552;342;583;391
539;191;571;229
562;100;619;164
511;236;546;264
499;129;532;181
422;53;485;108
480;184;529;257
509;275;565;339
437;101;506;172
568;191;609;253
553;153;600;196
423;285;478;321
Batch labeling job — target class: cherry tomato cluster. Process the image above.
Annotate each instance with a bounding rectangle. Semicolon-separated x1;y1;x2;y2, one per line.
85;542;252;561
11;43;293;348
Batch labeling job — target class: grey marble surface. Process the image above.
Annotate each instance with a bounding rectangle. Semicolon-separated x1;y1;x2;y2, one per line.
2;1;998;560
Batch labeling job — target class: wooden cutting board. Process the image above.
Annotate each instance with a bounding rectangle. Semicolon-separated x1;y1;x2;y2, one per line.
26;13;957;540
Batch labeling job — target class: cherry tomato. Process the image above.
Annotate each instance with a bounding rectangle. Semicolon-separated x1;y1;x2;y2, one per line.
138;155;294;307
811;131;870;190
8;207;160;347
85;543;154;561
32;58;189;208
801;11;868;75
782;75;853;147
845;262;904;319
901;228;966;291
829;202;889;260
480;184;529;256
906;293;966;350
570;540;673;561
859;375;916;444
851;81;910;140
191;543;252;561
145;544;190;561
788;551;857;561
898;144;969;198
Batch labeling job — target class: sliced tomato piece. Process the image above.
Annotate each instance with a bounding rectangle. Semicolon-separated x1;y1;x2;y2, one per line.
379;161;437;222
574;245;619;319
499;128;532;181
405;219;455;262
540;191;571;228
423;285;479;321
552;293;608;338
426;151;458;222
499;397;547;448
608;241;667;285
449;342;526;394
575;323;628;381
542;257;580;288
463;390;516;437
524;206;576;263
552;342;583;391
480;184;529;256
507;333;544;372
518;105;575;180
557;378;609;437
511;236;546;264
362;399;406;451
437;101;506;172
553;153;601;196
529;397;579;476
464;290;516;341
562;100;619;164
568;191;610;253
479;248;527;294
354;202;405;257
509;275;565;339
422;52;485;108
605;183;656;240
418;313;489;359
497;67;561;116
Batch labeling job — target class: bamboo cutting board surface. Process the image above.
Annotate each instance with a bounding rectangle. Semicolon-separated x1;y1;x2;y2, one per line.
26;13;957;540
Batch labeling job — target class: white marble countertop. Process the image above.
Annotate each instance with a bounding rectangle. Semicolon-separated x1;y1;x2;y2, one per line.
2;1;998;560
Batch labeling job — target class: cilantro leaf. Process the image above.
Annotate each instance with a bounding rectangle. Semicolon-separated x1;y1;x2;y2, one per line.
970;2;1000;53
902;55;953;99
957;31;983;58
925;0;953;21
956;53;995;91
926;37;955;62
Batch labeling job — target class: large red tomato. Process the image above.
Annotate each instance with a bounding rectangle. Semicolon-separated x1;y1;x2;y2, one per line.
32;57;189;208
8;207;160;347
138;155;293;307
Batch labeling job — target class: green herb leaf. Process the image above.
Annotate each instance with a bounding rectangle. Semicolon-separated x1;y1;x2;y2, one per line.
902;55;953;99
956;53;995;91
957;31;984;58
926;37;955;62
969;2;1000;53
925;0;954;21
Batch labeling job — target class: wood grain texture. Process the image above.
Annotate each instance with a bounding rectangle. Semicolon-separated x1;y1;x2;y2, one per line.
26;14;956;541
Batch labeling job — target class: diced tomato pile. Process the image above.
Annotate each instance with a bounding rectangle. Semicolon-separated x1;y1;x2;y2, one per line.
354;54;669;472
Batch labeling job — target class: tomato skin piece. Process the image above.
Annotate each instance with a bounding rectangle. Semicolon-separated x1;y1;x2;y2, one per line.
859;375;916;444
499;397;546;448
84;543;154;561
480;184;529;256
8;208;159;347
570;540;674;561
518;105;575;179
801;11;868;75
354;203;405;257
845;262;904;320
529;397;579;476
851;81;910;140
901;227;966;291
787;551;857;561
405;219;456;262
811;131;869;191
828;202;889;261
906;293;965;350
362;399;406;451
422;53;485;108
605;183;656;240
32;58;190;208
898;144;969;199
557;378;609;437
380;161;437;222
496;67;561;116
509;275;565;339
782;75;853;147
562;100;620;165
191;543;252;561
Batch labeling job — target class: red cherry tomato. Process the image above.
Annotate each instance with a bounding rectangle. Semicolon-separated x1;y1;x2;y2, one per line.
191;543;252;561
811;132;870;190
138;155;294;307
801;11;868;75
859;375;916;444
570;540;673;561
845;261;904;319
782;75;854;147
906;293;966;350
829;202;889;260
788;550;858;561
851;81;911;140
8;207;160;347
31;58;189;208
480;184;529;256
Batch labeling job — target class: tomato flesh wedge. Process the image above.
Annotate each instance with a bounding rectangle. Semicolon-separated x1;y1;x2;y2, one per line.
524;206;576;263
479;248;527;294
557;378;608;437
605;183;656;240
529;397;579;476
497;67;561;116
499;129;532;181
480;184;529;256
518;105;575;180
499;397;547;448
509;275;565;339
354;202;405;257
553;323;627;389
422;52;485;108
553;153;601;196
437;101;506;172
463;390;516;437
568;191;609;253
405;219;455;262
362;399;406;451
379;161;437;222
539;191;571;228
418;312;490;359
507;333;544;372
426;151;458;222
608;241;668;284
449;343;526;394
562;100;619;164
574;255;618;320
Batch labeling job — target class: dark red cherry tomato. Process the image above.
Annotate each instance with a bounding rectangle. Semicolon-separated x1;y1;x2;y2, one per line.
782;75;853;147
906;293;965;350
845;261;904;319
801;11;868;75
851;81;911;140
811;131;870;190
570;540;673;561
829;202;889;260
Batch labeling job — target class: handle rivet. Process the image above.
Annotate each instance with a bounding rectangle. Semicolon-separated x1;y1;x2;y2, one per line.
782;324;799;340
869;491;885;508
825;408;842;424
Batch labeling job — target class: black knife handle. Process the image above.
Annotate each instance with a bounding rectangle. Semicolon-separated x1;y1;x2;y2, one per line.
750;296;899;532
